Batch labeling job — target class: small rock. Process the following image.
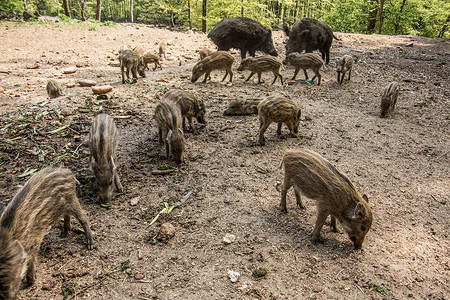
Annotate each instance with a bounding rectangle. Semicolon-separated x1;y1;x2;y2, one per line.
405;42;414;47
78;79;97;87
223;233;236;244
130;197;140;206
134;274;145;280
227;269;240;283
0;87;4;93
67;83;76;88
96;94;108;100
92;85;113;94
63;66;77;74
313;286;323;293
157;222;175;241
252;267;268;279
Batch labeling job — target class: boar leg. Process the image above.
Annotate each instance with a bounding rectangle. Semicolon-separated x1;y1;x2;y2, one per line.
337;72;341;84
62;213;71;237
67;199;94;250
347;69;351;81
223;67;233;82
272;71;283;85
293;186;305;208
187;116;197;134
246;72;256;82
25;254;37;286
292;68;300;80
121;65;126;84
303;69;309;80
279;180;291;213
276;123;282;135
258;120;270;146
114;172;123;193
203;71;211;83
284;121;297;138
257;72;264;84
330;216;338;232
158;127;163;145
311;210;328;244
131;65;138;79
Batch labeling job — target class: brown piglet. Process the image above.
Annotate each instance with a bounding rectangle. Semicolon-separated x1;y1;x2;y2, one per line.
279;148;372;249
257;96;301;145
89;113;123;204
0;167;94;299
191;51;235;83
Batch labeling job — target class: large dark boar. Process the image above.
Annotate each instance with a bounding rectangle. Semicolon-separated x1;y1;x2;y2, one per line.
89;114;123;204
279;148;372;249
191;51;235;83
162;89;206;133
284;17;337;64
208;17;278;59
0;168;94;299
154;101;186;164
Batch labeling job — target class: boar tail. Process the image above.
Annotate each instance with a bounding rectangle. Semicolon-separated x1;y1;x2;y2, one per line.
278;153;287;170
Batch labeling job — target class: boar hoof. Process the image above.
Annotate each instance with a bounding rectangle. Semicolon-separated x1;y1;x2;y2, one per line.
278;206;288;213
310;234;324;244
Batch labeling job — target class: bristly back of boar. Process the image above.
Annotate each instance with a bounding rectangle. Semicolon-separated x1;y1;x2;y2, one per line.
284;17;337;64
380;82;400;118
0;167;94;298
89;113;123;204
208;17;278;59
280;148;372;249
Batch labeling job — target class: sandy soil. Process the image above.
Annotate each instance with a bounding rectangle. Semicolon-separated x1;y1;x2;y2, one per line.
0;21;449;300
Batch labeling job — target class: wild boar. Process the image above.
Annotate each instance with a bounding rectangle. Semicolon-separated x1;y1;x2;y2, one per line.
154;101;185;163
237;56;283;85
223;99;262;115
208;17;278;59
46;79;63;99
380;82;400;117
141;51;162;71
89;113;123;204
118;49;145;83
0;168;94;299
279;148;373;249
199;49;213;60
191;51;235;83
159;42;166;61
284;17;338;64
336;54;353;84
258;96;301;145
284;52;324;85
162;89;206;133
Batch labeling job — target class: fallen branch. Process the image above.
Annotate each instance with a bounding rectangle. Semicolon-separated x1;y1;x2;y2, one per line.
47;124;71;134
431;194;446;205
151;169;177;175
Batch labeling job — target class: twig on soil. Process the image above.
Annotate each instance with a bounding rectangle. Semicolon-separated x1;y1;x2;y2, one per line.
355;284;366;295
151;169;177;175
113;115;131;119
47;124;71;134
431;194;446;205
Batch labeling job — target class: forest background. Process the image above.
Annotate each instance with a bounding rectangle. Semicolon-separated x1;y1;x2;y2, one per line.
1;0;449;38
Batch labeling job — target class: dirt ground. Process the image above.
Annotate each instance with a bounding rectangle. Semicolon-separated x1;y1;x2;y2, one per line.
0;21;449;300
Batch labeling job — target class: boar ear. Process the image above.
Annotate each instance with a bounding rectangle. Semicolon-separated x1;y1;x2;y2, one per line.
167;130;173;141
362;194;369;202
177;128;183;135
354;202;366;218
297;109;302;119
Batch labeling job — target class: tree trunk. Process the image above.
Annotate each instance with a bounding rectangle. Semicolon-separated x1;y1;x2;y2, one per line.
394;0;406;33
367;0;378;32
188;0;192;29
241;0;244;16
63;0;71;18
23;0;28;11
202;0;207;33
438;15;450;38
377;0;385;34
96;0;102;21
130;0;133;23
80;0;86;21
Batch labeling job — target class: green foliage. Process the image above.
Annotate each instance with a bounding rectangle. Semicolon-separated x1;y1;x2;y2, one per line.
0;0;447;38
102;20;115;27
88;25;97;31
0;0;23;15
59;14;72;22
